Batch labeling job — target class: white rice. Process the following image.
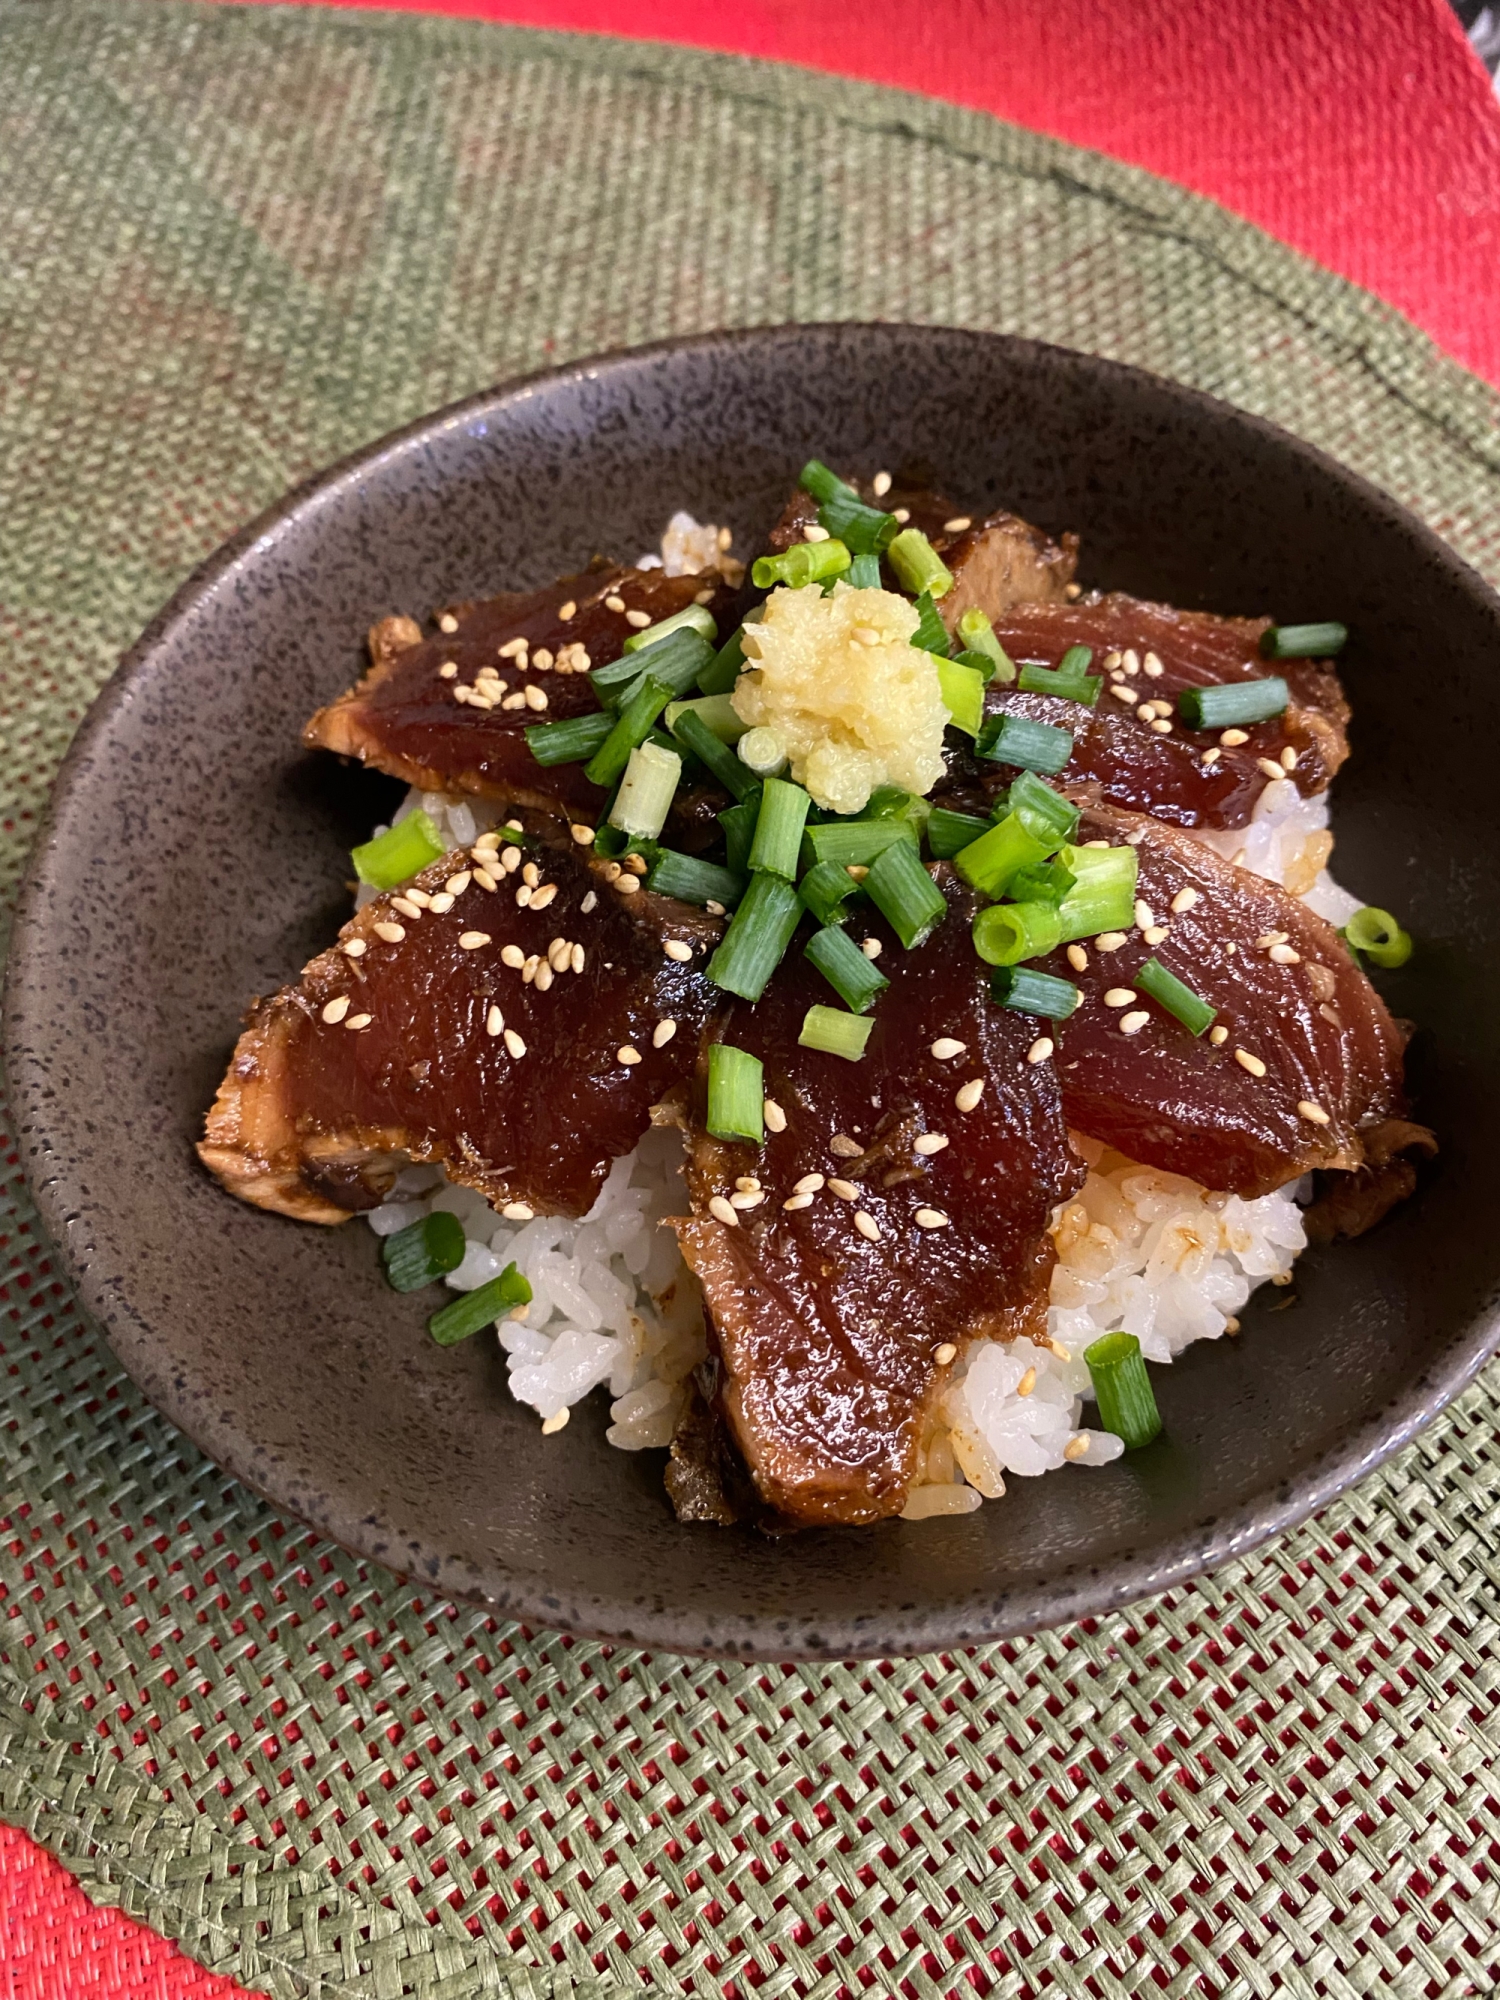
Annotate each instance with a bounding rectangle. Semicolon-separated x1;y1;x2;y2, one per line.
356;522;1348;1513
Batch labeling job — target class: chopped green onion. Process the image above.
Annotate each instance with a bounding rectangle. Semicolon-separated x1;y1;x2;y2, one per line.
862;785;930;831
706;1042;764;1143
1259;621;1347;660
1059;645;1093;676
910;591;950;654
752;539;852;590
383;1210;467;1292
887;527;954;600
669;708;761;800
978;712;1074;775
864;840;946;948
972;900;1064;966
582;673;672;789
586;629;698;707
609;740;682;840
1136;955;1217;1036
1054;843;1139;941
707;870;802;1000
697;623;748;696
591;823;652;861
926;806;992;859
937;658;986;737
798;458;854;505
846;551;883;589
1083;1330;1162;1449
799;858;862;925
719;794;762;875
1006;771;1081;844
956;607;1015;683
665;692;747;743
1017;660;1102;706
817;491;899;556
804;924;889;1013
749;778;812;879
953;811;1052;898
1344;905;1413;969
352;810;446;890
738;726;788;778
1177;677;1290;729
525;710;613;767
1007;857;1077;906
623;602;718;654
989;965;1082;1019
428;1263;533;1347
803;818;917;869
798;1005;875;1062
646;847;745;909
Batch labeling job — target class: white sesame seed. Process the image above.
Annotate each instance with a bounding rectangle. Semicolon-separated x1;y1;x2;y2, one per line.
529;883;558;911
730;1188;766;1209
782;1192;814;1211
1269;943;1302;965
828;1179;859;1201
502;1197;534;1221
955;1078;985;1112
1234;1048;1267;1077
473;868;498;892
706;900;726;916
1109;684;1137;703
321;995;351;1025
663;938;693;962
499;692;526;710
618;1045;641;1066
652;1019;677;1048
605;594;626;613
1136;704;1155;722
469;692;499;710
763;1097;787;1133
709;1195;738;1227
534;963;554;993
532;649;554;672
1016;1366;1037;1397
794;1173;826;1194
1150;718;1173;734
1096;931;1128;951
503;1029;526;1058
1281;746;1299;772
391;896;422;921
1119;1010;1150;1034
1171;887;1199;914
1066;944;1088;973
1104;987;1136;1007
500;945;525;969
1027;1037;1054;1064
1134;899;1154;930
404;888;433;909
892;506;910;523
943;516;972;533
934;1341;958;1364
498;637;528;659
1255;931;1290;948
343;937;367;957
581;890;598;914
1143;926;1169;946
1220;728;1249;746
439;613;458;634
524;685;548;711
486;1005;504;1036
515;885;532;909
1298;1100;1331;1125
854;1210;880;1241
930;1037;967;1060
1122;649;1140;676
559;600;577;621
459;931;491;950
625;609;652;628
521;861;540;887
802;522;831;542
1143;653;1164;677
1256;757;1285;782
570;944;585;974
570;823;595;845
915;1208;949;1230
1201;747;1222;765
615;874;640;894
475;831;502;851
445;872;472;895
1063;1435;1089;1462
861;937;883;959
547;937;570;970
913;1133;949;1157
373;921;405;944
427;893;455;914
872;470;892;497
829;1135;862;1157
735;1175;761;1192
439;661;458;679
1210;1025;1229;1045
539;1407;569;1436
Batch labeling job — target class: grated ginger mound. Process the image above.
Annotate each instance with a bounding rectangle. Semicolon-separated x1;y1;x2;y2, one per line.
730;583;949;814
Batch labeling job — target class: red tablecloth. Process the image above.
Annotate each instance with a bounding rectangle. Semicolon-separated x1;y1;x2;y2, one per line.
6;3;1499;1995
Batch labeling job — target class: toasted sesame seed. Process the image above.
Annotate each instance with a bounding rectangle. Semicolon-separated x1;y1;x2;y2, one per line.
943;515;972;533
499;692;526;710
532;648;554;672
730;1188;766;1209
1171;887;1199;914
1119;1010;1150;1035
1109;684;1136;703
498;637;528;659
1143;925;1169;946
955;1078;984;1112
913;1134;950;1157
1280;746;1299;771
1210;1024;1229;1045
1298;1100;1331;1125
520;685;545;711
473;868;498;891
931;1037;966;1060
782;1192;814;1211
615;874;640;894
501;1199;533;1221
499;945;524;969
373;921;405;944
1201;747;1222;765
1220;728;1249;746
345;1012;372;1031
794;1173;826;1194
1016;1366;1037;1397
1150;717;1173;734
581;890;598;914
1027;1037;1054;1064
1255;931;1290;948
570;823;595;845
1096;931;1128;951
872;470;892;496
828;1178;859;1201
529;882;558;912
915;1208;949;1229
439;661;458;679
475;830;502;851
706;899;726;915
625;608;652;628
404;888;433;909
558;599;577;621
1104;988;1136;1008
1269;943;1302;965
605;594;626;613
1046;1337;1072;1362
764;1098;787;1133
802;522;831;543
537;1407;570;1437
1135;703;1155;722
860;937;884;960
1122;649;1140;675
709;1195;738;1227
486;1005;504;1036
533;963;554;993
470;691;499;710
934;1341;958;1364
392;896;422;921
547;937;570;970
570;943;585;974
623;852;649;876
1256;757;1285;782
1066;944;1089;973
1134;899;1154;930
425;891;453;914
321;995;351;1025
653;1018;677;1048
829;1134;862;1157
618;1044;641;1065
854;1209;880;1241
343;937;367;958
663;938;693;962
852;623;882;645
520;861;540;887
892;506;910;523
458;931;491;951
845;863;869;881
1063;1435;1090;1462
515;884;532;908
503;1028;526;1058
1143;652;1164;677
445;873;472;896
1234;1048;1267;1076
439;613;458;634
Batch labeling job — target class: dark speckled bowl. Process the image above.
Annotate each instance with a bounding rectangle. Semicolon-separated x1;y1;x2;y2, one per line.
8;325;1500;1659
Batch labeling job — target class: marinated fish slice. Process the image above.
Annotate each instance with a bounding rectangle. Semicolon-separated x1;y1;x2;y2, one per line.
674;874;1084;1526
199;829;722;1224
304;565;739;819
973;594;1349;829
1044;800;1421;1198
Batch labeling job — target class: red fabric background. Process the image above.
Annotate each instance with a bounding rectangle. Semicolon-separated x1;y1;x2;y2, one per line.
5;3;1498;1995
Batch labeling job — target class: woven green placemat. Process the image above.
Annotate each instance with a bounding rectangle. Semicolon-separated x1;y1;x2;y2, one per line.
3;3;1499;1993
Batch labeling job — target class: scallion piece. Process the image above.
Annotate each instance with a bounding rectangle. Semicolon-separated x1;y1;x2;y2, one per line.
910;591;951;654
525;710;613;768
799;858;862;925
804;924;889;1013
972;900;1064;966
1054;843;1139;941
887;527;954;600
846;551;883;590
1136;955;1217;1036
752;539;852;590
589;627;711;708
1083;1330;1162;1449
978;711;1074;775
937;658;986;737
582;673;672;789
609;740;682;840
428;1263;533;1347
989;964;1082;1020
669;708;761;800
956;607;1015;683
696;623;748;696
707;870;802;1000
352;810;446;890
798;458;854;505
804;818;917;869
719;795;762;875
737;726;789;779
817;490;899;556
623;602;718;653
646;847;745;909
664;692;747;743
864;839;946;948
1177;676;1290;730
1006;770;1081;844
1007;857;1076;907
749;778;812;879
953;811;1052;898
382;1210;467;1292
706;1042;764;1143
798;1005;875;1062
927;806;992;859
863;785;930;831
1259;621;1347;660
1344;905;1413;969
1017;660;1102;707
1059;644;1093;676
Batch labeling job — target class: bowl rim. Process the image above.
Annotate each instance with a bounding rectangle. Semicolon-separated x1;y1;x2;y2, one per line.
9;320;1500;1659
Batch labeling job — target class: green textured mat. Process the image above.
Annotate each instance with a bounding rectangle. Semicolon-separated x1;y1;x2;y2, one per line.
3;3;1500;1994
